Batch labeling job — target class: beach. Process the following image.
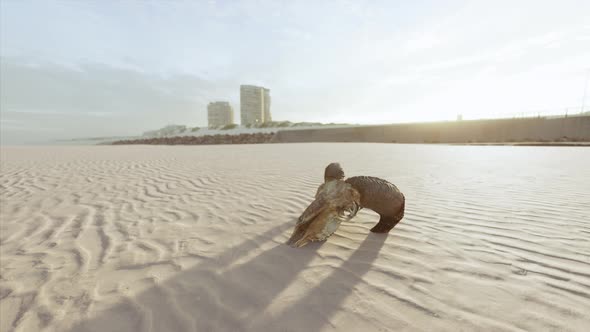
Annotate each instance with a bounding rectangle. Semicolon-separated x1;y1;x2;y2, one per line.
1;143;589;332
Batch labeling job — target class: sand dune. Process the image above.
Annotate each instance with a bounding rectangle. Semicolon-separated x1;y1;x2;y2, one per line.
1;144;589;332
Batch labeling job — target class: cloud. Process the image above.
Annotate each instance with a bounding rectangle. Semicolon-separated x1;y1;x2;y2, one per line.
0;57;239;143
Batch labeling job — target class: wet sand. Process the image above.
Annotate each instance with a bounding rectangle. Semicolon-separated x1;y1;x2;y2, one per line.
1;144;589;331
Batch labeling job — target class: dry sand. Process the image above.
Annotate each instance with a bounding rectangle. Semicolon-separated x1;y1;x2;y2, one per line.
1;144;589;332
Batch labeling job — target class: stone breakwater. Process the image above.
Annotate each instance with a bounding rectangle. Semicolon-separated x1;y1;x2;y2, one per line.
111;132;277;145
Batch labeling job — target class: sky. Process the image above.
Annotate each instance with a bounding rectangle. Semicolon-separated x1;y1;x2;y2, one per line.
1;0;589;144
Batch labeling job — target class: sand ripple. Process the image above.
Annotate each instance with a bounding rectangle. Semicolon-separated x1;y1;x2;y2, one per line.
1;144;589;332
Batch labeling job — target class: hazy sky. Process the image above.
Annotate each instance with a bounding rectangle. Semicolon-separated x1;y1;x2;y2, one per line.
1;0;589;143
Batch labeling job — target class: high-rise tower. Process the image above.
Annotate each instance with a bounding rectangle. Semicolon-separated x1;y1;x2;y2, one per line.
240;85;271;125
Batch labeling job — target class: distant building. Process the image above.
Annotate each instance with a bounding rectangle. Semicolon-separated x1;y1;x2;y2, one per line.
208;101;234;128
263;88;271;122
240;85;271;125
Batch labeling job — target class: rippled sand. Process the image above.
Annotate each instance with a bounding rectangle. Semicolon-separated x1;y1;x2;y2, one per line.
1;144;589;332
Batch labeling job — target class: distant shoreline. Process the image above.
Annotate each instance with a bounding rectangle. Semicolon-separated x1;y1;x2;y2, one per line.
448;142;590;147
108;133;589;147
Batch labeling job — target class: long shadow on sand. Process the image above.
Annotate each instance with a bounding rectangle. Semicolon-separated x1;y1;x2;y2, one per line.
70;222;386;332
250;234;387;331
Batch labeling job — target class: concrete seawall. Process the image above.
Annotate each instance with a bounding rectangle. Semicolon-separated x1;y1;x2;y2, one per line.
275;116;590;143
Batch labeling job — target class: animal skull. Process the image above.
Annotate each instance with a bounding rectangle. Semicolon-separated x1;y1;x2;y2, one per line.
286;180;360;248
